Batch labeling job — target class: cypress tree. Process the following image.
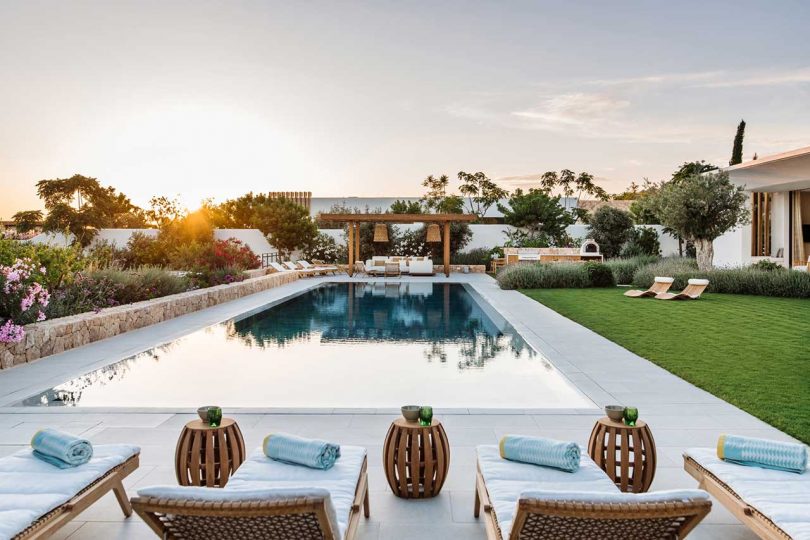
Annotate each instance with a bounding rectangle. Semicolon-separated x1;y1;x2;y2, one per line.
729;119;745;165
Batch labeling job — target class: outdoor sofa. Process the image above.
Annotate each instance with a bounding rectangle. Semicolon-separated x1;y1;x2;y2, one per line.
475;444;711;539
684;447;810;540
132;445;369;540
1;444;140;540
364;256;434;276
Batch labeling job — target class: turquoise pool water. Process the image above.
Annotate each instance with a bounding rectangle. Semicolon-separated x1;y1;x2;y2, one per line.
22;283;592;408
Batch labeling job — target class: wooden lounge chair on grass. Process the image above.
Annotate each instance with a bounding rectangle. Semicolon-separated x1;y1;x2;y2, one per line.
684;448;810;540
624;276;674;298
132;445;369;540
4;445;140;540
655;279;710;300
474;444;711;539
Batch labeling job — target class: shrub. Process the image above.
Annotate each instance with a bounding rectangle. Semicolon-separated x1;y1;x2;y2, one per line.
0;258;50;343
588;206;634;258
211;239;260;270
122;232;165;267
584;262;615;287
631;258;810;298
168;238;259;271
393;228;428;258
497;263;592;289
621;227;661;257
452;248;491;267
187;266;247;288
750;259;785;272
304;233;345;263
604;255;659;285
0;238;85;289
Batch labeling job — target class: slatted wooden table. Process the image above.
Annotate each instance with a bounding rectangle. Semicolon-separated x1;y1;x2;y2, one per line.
383;418;450;498
175;418;246;488
587;417;656;493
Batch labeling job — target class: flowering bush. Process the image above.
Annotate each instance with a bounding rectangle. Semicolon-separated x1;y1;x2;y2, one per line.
212;239;260;269
303;233;345;263
0;258;50;343
393;229;428;257
187;266;247;288
169;238;259;271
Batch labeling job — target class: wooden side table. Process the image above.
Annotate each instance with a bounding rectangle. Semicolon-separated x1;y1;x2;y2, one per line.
175;418;246;487
383;418;449;498
587;417;656;493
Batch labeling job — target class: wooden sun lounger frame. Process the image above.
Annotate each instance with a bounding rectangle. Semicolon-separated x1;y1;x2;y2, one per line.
684;455;790;540
624;279;673;298
14;453;140;540
131;457;369;540
655;282;709;300
474;464;710;540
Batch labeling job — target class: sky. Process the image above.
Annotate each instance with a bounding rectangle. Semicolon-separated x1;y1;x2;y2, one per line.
1;0;809;217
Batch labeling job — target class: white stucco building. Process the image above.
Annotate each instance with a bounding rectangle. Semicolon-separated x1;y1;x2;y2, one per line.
715;146;810;269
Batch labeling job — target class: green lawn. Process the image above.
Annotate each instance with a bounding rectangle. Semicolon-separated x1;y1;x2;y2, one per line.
521;288;810;444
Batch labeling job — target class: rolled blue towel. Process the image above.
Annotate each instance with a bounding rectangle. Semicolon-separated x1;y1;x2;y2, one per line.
718;434;807;474
499;435;580;473
263;433;341;470
31;428;93;469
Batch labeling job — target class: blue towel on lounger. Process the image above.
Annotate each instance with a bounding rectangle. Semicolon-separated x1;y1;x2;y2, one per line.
31;428;93;469
263;433;341;470
718;434;807;474
499;435;580;473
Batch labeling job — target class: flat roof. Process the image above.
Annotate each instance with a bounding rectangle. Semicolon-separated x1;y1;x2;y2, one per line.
724;145;810;172
723;145;810;192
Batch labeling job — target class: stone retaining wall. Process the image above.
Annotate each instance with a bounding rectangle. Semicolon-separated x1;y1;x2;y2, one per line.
0;271;299;370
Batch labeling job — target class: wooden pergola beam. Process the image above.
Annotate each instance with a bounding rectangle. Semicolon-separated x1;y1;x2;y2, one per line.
322;213;476;276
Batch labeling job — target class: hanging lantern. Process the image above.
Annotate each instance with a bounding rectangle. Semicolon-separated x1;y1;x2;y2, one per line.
373;223;389;242
426;223;441;243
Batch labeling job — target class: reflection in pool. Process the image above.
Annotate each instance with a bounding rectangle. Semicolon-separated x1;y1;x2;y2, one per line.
22;283;593;409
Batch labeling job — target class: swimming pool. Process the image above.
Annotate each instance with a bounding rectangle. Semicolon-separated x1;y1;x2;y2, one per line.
21;282;593;408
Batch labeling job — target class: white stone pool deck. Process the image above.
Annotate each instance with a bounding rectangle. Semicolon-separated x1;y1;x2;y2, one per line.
0;272;799;539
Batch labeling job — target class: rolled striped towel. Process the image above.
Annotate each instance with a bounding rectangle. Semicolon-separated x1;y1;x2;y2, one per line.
263;433;341;470
499;435;580;473
31;428;93;469
717;434;807;474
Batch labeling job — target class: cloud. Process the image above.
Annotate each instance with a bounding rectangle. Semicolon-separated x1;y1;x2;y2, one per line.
584;67;810;89
693;67;810;88
511;93;630;128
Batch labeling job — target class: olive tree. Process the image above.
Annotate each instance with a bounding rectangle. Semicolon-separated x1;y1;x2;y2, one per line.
655;170;749;270
587;206;634;259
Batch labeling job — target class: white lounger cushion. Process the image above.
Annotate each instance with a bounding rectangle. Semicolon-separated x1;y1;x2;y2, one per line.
519;489;709;504
688;278;709;286
685;447;810;539
477;445;619;537
0;444;139;540
157;444;366;539
654;276;675;283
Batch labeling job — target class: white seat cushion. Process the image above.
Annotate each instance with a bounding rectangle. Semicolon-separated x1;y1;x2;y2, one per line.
477;445;618;537
685;447;810;539
0;444;139;540
226;445;366;539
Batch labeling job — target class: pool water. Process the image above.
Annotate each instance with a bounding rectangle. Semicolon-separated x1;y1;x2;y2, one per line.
22;283;593;408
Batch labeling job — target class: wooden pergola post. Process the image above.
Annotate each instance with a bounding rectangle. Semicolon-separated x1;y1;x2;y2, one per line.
354;222;360;263
443;222;451;277
347;221;355;276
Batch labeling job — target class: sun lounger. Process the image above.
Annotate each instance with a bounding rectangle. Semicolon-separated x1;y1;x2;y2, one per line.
655;278;710;300
624;276;674;298
475;444;710;539
268;261;292;273
684;447;810;540
1;444;140;540
132;445;369;540
298;260;339;275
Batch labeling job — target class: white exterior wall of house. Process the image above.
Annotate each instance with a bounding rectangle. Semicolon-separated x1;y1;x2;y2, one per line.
319;224;680;256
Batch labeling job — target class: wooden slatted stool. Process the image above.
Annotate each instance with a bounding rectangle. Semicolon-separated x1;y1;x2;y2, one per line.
587;417;657;493
175;418;246;488
383;418;450;498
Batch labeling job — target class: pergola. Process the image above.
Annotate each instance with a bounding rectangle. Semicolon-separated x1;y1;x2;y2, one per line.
319;213;477;277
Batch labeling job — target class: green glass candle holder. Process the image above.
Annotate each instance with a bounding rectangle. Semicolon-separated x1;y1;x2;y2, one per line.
623;406;638;426
208;406;222;427
419;406;433;426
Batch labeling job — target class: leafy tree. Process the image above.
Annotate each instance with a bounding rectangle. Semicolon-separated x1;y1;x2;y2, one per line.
498;188;574;244
588;206;635;259
146;196;185;228
215;193;317;258
457;171;508;220
539;169;608;212
621;227;661;257
654;170;749;270
35;175;145;245
421;175;465;214
389;199;423;214
671;160;717;183
11;210;43;233
730;119;745;166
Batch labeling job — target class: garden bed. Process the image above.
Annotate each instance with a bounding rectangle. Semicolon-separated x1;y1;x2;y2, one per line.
0;270;298;369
